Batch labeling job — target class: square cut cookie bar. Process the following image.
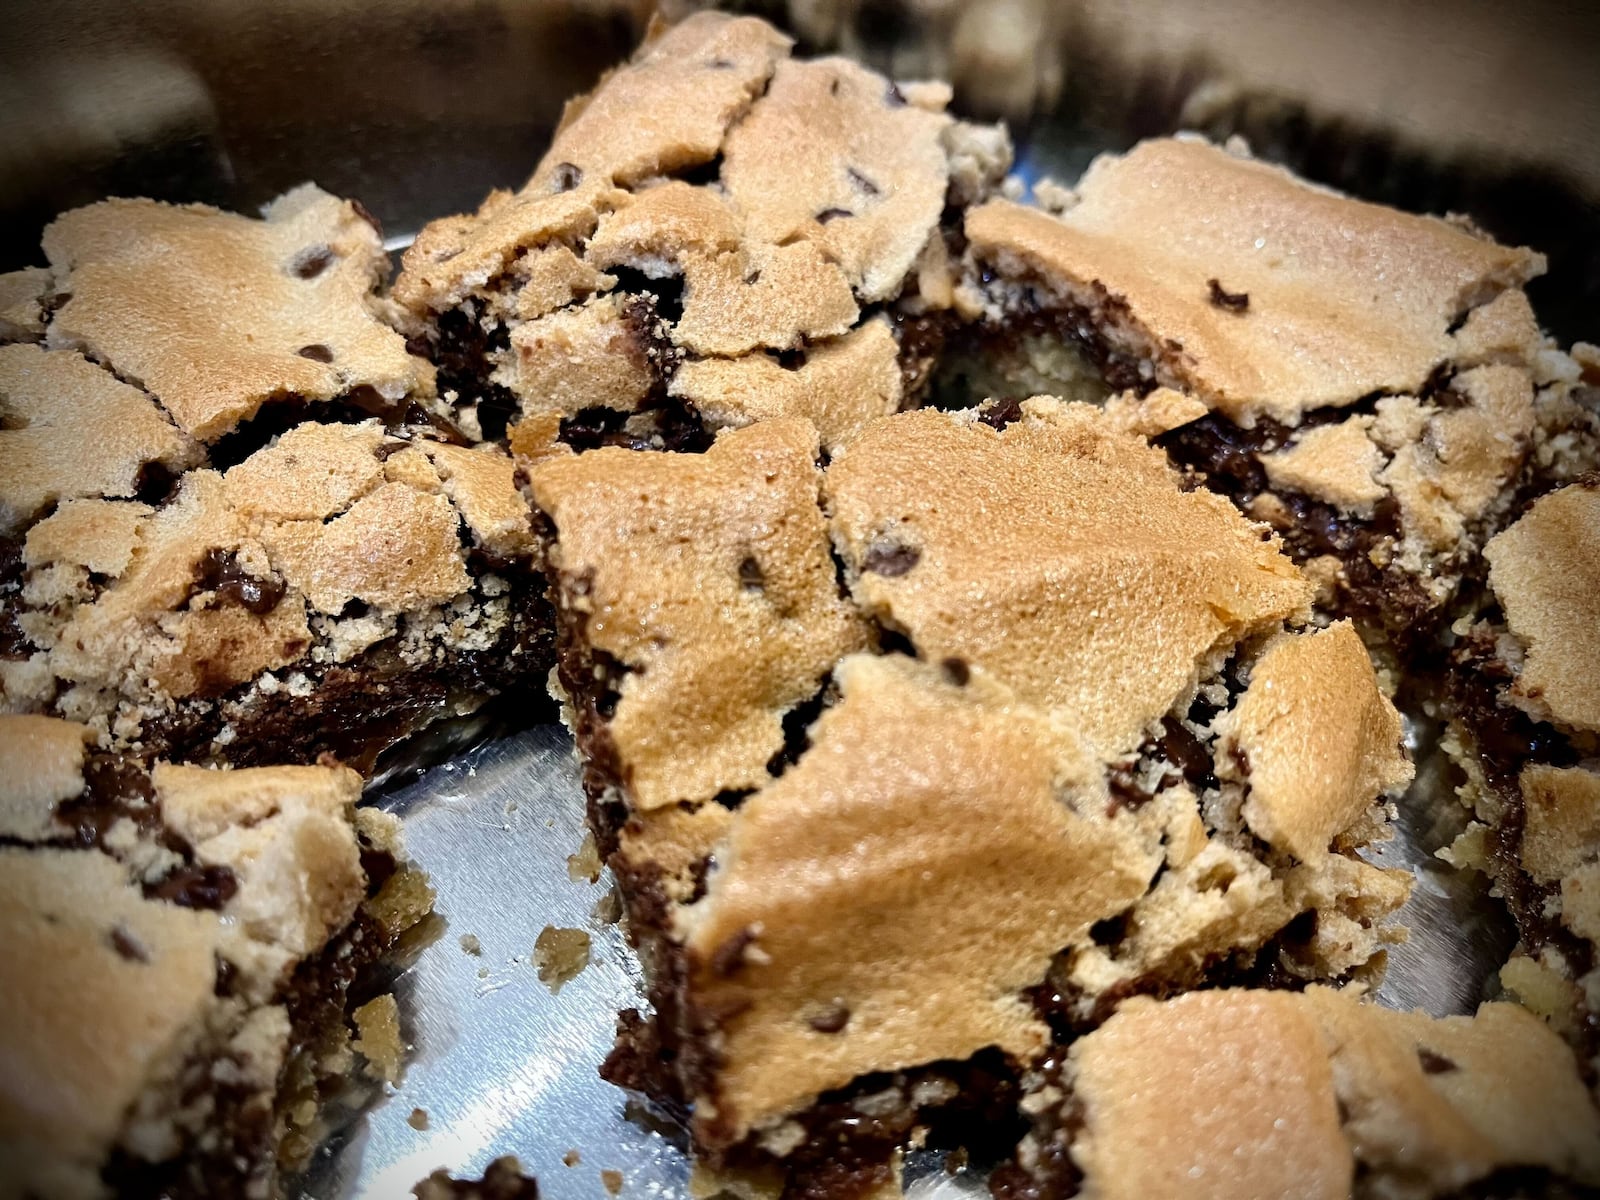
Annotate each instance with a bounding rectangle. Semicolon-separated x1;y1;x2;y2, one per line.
1;408;550;771
1440;481;1600;1080
393;11;1011;456
993;987;1600;1200
0;713;435;1200
958;136;1597;649
532;402;1414;1192
36;183;435;446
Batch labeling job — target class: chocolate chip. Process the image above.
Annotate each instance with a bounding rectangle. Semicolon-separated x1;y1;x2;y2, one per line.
829;76;841;97
816;207;854;224
708;57;734;69
808;1004;850;1034
551;162;584;193
862;541;920;576
978;396;1023;430
776;348;807;371
744;269;762;285
738;556;765;591
940;657;970;686
194;548;286;615
885;81;906;107
1417;1047;1458;1074
148;863;239;910
291;244;336;279
297;343;335;362
846;167;881;196
709;926;758;976
109;925;149;962
1207;278;1250;312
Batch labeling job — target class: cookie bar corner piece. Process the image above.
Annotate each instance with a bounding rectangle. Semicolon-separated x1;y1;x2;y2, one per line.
40;184;434;443
0;712;432;1198
1016;987;1600;1200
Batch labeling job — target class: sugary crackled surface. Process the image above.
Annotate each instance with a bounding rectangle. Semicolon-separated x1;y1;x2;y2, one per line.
530;419;864;810
1484;482;1600;732
0;847;224;1200
0;266;51;342
0;719;379;1200
12;419;530;728
527;13;791;192
0;343;199;534
395;10;1002;428
1219;621;1412;863
1068;990;1351;1200
964;137;1544;425
1304;988;1600;1192
825;399;1310;757
1065;988;1600;1200
681;654;1159;1145
42;185;432;441
669;317;901;452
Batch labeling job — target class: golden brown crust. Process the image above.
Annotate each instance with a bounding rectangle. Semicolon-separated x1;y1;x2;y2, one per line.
531;419;864;810
1484;483;1600;732
0;266;50;342
527;13;791;192
42;185;431;441
0;714;90;841
1069;990;1351;1200
497;293;657;417
720;56;952;302
826;400;1310;756
1221;621;1412;862
683;654;1159;1144
1520;764;1600;886
1261;417;1387;515
14;421;531;743
0;343;199;535
963;138;1543;425
1305;988;1600;1191
0;847;224;1200
668;318;901;452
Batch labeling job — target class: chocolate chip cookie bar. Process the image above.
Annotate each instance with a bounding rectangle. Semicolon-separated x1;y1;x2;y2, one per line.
995;987;1600;1200
392;10;1011;455
958;136;1596;651
532;401;1415;1192
1440;481;1600;1082
0;713;434;1199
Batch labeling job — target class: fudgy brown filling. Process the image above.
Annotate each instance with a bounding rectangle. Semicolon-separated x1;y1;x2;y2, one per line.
0;534;25;659
413;1158;543;1200
1447;621;1594;982
1154;411;1443;647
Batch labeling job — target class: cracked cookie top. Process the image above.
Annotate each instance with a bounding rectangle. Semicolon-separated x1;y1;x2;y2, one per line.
41;185;433;441
826;399;1311;758
964;137;1544;427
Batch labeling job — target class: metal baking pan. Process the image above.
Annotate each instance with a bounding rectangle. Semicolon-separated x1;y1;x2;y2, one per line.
3;3;1597;1196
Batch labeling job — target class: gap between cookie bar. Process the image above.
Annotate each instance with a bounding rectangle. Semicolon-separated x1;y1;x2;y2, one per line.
389;9;1014;461
527;399;1421;1195
952;135;1599;657
0;713;437;1199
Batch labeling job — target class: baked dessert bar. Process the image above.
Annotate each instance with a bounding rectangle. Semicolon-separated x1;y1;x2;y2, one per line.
392;10;1011;455
532;401;1415;1190
1440;480;1600;1081
0;712;435;1199
957;136;1597;650
1;401;550;771
994;987;1600;1200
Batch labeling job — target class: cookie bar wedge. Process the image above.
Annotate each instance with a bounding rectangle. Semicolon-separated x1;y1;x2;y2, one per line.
1440;480;1600;1079
995;987;1600;1200
958;136;1594;650
533;402;1415;1191
2;410;550;772
393;10;1011;455
0;713;435;1200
